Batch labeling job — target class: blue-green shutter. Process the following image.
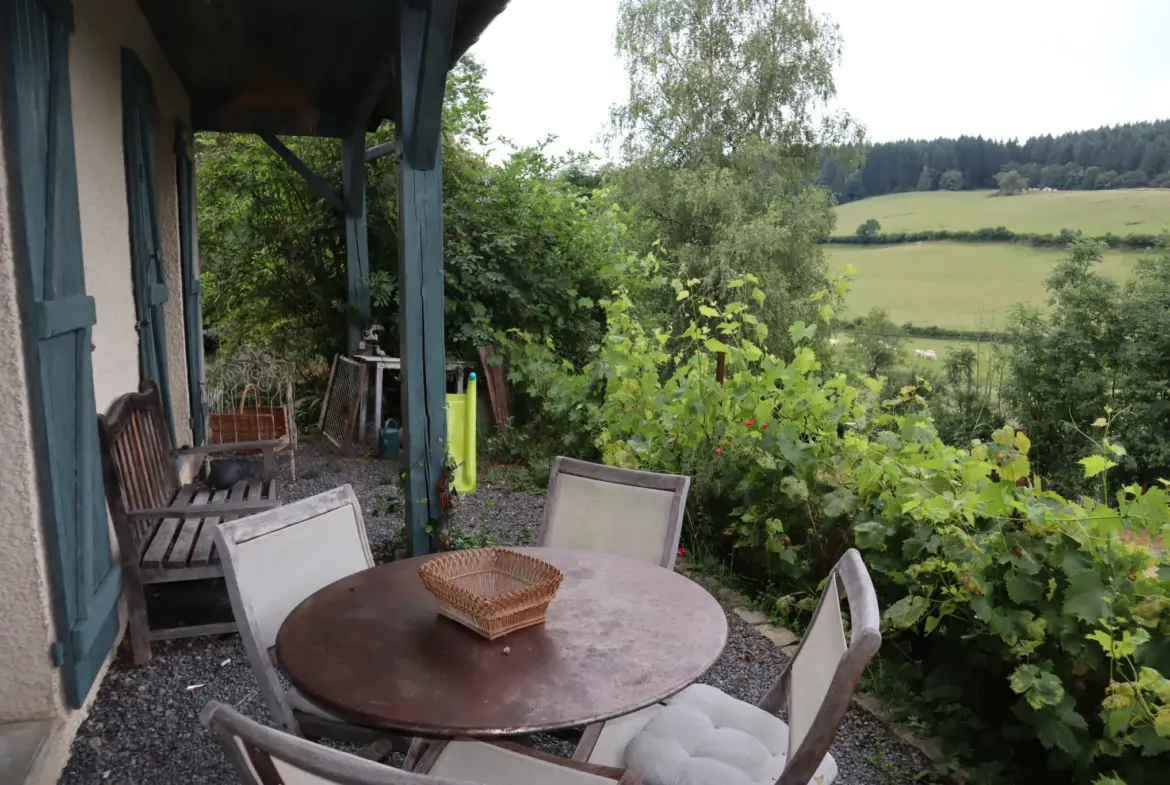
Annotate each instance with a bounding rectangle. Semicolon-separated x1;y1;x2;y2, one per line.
3;0;121;708
175;123;205;444
121;49;175;439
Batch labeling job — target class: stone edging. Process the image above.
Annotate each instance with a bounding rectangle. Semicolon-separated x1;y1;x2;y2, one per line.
731;606;946;765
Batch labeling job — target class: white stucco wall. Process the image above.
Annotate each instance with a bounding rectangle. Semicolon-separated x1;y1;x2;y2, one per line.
70;0;192;446
0;0;196;744
0;85;62;727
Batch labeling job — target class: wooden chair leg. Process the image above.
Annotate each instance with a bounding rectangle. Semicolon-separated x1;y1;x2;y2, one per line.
572;723;603;762
356;737;398;762
403;738;429;771
125;580;153;665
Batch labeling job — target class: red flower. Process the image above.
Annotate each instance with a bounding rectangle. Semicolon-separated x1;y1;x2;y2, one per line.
677;547;687;557
714;447;723;455
744;419;755;426
761;423;769;430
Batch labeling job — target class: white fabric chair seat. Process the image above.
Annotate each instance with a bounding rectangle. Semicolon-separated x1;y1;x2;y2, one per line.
430;741;620;784
622;684;838;785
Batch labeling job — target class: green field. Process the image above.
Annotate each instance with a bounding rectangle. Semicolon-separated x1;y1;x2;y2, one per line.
829;242;1141;330
836;335;1005;373
900;336;1004;371
834;189;1170;236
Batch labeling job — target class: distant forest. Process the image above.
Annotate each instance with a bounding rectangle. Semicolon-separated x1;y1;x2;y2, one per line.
820;119;1170;202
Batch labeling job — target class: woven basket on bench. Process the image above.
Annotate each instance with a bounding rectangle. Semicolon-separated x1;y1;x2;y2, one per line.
419;549;564;640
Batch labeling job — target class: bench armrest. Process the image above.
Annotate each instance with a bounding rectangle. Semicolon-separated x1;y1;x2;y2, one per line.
174;440;281;481
175;440;282;455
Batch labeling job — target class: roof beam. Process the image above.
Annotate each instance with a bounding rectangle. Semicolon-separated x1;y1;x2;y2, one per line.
259;133;345;215
355;58;395;133
193;103;360;138
365;141;398;162
449;0;510;66
396;0;456;170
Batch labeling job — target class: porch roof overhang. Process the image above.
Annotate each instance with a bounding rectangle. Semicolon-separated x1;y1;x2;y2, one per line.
136;0;509;137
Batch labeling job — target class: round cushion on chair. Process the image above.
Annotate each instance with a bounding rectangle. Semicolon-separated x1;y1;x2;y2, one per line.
622;684;838;785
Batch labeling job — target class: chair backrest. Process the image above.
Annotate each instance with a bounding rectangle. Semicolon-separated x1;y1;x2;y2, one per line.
201;701;478;785
538;457;690;570
757;549;881;785
98;379;181;552
213;486;373;732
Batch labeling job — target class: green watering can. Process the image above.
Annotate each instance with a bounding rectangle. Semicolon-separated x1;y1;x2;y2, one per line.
378;419;401;461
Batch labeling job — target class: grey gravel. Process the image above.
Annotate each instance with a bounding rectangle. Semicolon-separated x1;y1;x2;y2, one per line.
59;436;944;784
451;471;545;546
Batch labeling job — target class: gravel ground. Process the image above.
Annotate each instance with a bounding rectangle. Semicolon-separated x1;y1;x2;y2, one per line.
59;437;940;784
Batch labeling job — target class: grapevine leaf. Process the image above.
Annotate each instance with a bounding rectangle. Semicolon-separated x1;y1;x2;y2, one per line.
704;338;728;353
822;487;858;518
1005;572;1044;604
884;594;930;631
853;520;888;549
788;321;817;343
1010;664;1065;709
1079;454;1116;478
1034;709;1082;755
1063;569;1112;623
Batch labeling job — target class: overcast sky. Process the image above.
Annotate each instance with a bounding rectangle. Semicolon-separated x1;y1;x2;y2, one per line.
470;0;1170;160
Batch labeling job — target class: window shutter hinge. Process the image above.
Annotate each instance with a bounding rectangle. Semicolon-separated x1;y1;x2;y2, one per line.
50;642;65;666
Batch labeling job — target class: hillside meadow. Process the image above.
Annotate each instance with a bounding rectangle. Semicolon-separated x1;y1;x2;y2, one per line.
828;241;1141;330
834;188;1170;236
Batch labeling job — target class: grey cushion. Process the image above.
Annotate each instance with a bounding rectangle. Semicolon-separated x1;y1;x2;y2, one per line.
623;684;838;785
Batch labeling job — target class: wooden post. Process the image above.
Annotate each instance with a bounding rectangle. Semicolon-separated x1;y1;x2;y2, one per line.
342;133;370;358
715;336;729;384
396;0;456;555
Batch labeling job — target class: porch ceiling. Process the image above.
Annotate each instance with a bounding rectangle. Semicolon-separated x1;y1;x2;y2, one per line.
135;0;509;137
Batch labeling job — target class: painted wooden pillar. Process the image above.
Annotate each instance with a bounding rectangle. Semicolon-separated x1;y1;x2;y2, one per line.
396;0;456;555
342;133;371;357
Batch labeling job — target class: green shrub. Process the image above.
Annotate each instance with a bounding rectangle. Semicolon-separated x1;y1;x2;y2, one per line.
823;228;1159;251
503;268;1170;783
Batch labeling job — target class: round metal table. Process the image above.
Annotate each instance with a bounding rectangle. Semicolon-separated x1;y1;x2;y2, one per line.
275;547;728;737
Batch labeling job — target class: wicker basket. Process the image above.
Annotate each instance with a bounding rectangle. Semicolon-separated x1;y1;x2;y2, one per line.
419;549;564;640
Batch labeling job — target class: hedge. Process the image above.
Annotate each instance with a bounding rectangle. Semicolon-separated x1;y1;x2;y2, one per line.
825;228;1162;251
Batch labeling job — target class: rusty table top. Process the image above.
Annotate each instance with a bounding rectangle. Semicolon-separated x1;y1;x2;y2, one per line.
275;547;728;737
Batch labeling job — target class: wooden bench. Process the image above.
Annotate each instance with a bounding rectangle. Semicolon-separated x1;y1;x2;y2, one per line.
98;379;282;664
